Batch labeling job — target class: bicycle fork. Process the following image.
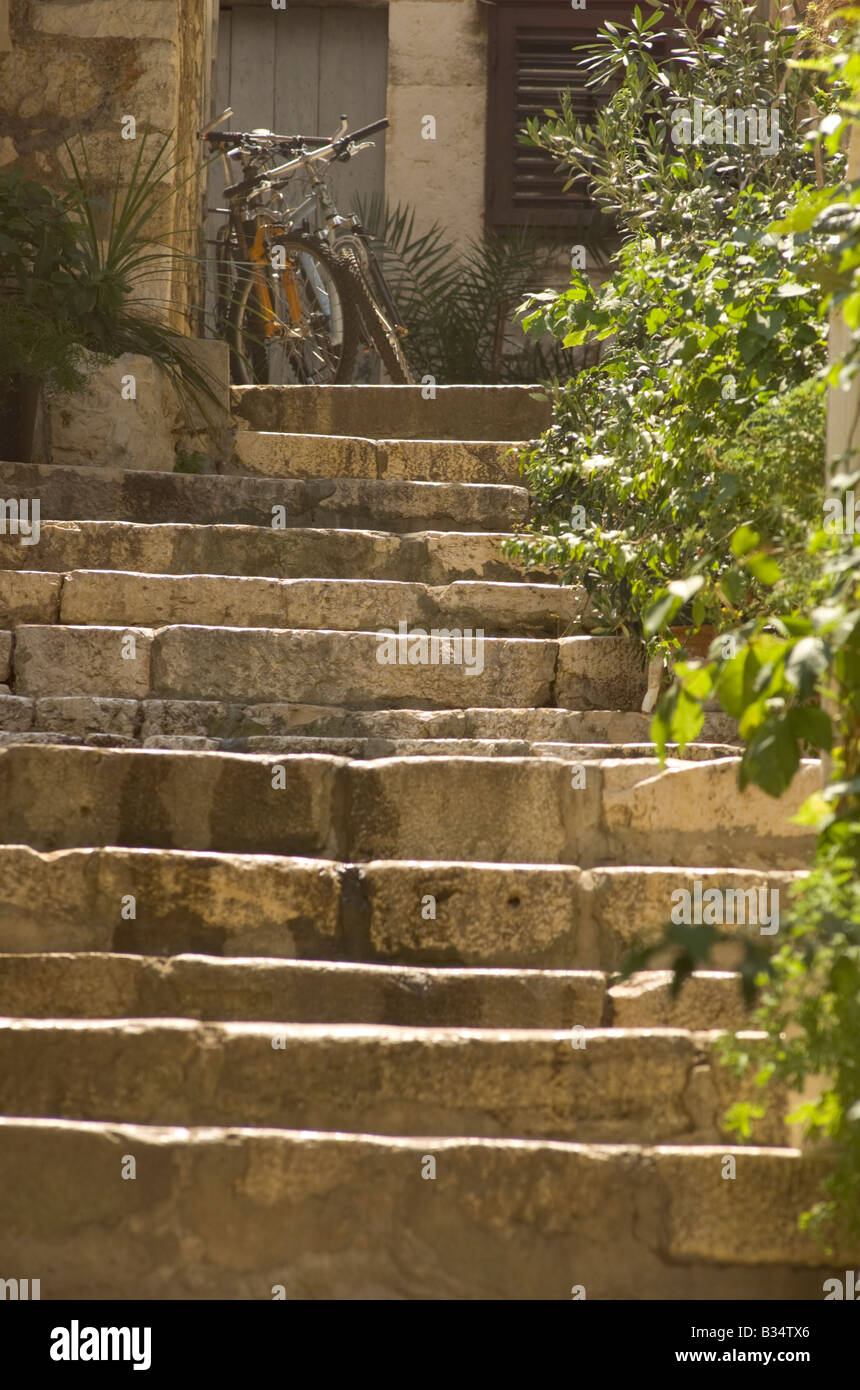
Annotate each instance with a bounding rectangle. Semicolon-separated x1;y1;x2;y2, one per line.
245;223;304;337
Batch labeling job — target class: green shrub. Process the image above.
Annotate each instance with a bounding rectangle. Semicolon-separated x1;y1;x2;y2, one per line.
506;0;834;641
724;844;860;1248
708;379;827;613
508;197;828;637
510;0;860;1246
0;170;94;401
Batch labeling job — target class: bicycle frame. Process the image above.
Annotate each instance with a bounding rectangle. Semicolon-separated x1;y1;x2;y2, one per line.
266;155;407;337
206;113;405;365
242;221;302;341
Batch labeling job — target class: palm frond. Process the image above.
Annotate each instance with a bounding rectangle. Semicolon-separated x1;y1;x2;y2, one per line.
61;130;221;415
354;194;603;384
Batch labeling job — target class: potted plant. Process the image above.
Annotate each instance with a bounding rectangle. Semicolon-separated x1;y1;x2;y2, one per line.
0;172;94;460
0;135;220;464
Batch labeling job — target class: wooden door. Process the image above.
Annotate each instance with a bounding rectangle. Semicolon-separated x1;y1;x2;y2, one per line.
216;4;388;215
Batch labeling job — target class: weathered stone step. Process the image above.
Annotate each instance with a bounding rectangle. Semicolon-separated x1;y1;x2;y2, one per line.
0;745;817;868
0;461;528;533
0;845;797;967
0;954;746;1030
231;383;552;441
9;625;647;711
608;970;748;1029
0;522;537;584
1;1119;846;1299
0;1018;778;1144
0;693;742;745
0;953;605;1028
2;571;590;637
0;728;740;761
230;430;528;484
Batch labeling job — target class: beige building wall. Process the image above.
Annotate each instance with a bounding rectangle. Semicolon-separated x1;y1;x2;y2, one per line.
1;0;561;317
0;0;216;332
385;0;487;246
253;0;488;246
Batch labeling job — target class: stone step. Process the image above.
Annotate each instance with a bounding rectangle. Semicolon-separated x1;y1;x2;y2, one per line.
8;625;646;711
608;970;749;1029
230;430;528;484
0;522;538;584
0;953;604;1028
0;461;529;533
0;729;740;761
0;845;799;967
0;694;742;745
1;1119;844;1298
2;570;590;637
0;745;817;868
231;383;552;441
0;954;747;1030
0;1018;780;1144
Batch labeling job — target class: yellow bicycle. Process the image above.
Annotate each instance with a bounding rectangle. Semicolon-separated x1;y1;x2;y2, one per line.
203;114;409;384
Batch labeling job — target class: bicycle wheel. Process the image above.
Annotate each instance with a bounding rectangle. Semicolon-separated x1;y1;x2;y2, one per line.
229;234;358;385
333;238;412;384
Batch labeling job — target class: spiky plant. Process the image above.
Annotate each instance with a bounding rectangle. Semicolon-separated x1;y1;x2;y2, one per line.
61;131;221;415
355;194;601;384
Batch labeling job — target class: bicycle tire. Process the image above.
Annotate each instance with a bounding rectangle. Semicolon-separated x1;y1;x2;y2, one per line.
228;234;359;385
335;247;412;385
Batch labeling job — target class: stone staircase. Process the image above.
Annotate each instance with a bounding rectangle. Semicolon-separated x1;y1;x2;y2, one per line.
0;383;841;1299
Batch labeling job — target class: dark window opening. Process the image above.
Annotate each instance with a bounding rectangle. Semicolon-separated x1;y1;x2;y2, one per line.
486;2;645;231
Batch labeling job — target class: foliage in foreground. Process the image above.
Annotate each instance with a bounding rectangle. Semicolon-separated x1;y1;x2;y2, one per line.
511;198;827;637
510;0;860;1245
644;8;860;1246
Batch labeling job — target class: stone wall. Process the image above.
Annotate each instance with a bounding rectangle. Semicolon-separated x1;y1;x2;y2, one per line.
219;0;486;248
46;344;231;473
0;0;214;331
385;0;487;248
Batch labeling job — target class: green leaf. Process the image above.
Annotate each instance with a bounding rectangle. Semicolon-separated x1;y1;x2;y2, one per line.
644;590;682;636
742;720;801;798
791;791;831;827
715;650;749;718
786;704;833;750
784;637;830;697
744;552;781;586
731;525;760;558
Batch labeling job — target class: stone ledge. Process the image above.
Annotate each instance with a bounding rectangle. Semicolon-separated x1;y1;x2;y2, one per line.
0;1120;851;1298
0;844;805;967
230;384;553;441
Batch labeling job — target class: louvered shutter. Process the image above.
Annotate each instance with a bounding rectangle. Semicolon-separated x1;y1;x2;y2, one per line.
487;1;638;229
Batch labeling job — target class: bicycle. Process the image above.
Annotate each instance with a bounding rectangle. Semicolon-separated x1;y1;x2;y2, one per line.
202;111;411;385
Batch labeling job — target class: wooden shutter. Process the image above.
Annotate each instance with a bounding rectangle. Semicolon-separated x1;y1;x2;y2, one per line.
487;2;638;229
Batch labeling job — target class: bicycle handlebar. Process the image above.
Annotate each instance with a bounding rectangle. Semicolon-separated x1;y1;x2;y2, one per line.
340;117;389;145
203;129;331;152
213;116;390;201
202;117;388;159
